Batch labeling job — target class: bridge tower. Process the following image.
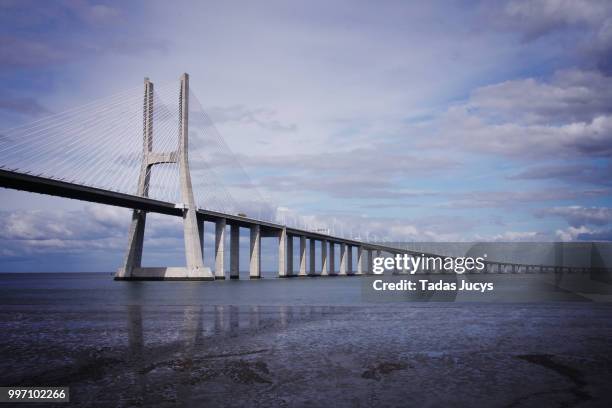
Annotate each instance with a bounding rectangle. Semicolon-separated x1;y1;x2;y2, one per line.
115;74;213;280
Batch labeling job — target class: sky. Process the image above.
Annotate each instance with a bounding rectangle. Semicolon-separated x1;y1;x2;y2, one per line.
0;0;611;272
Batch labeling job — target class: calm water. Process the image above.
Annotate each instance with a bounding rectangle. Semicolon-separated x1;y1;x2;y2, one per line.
1;273;612;407
0;272;375;306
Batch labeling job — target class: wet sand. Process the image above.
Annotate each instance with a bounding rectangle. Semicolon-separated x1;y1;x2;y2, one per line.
2;302;612;407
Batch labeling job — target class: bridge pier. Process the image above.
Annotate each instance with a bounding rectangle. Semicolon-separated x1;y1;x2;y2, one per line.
367;249;373;275
339;243;347;275
278;228;288;277
215;219;226;279
347;246;353;274
230;225;239;279
321;240;328;276
299;236;307;276
357;246;364;275
329;242;336;275
249;225;261;279
309;238;316;276
287;235;294;276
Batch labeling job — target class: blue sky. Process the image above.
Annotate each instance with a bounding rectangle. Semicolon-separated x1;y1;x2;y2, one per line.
0;0;611;272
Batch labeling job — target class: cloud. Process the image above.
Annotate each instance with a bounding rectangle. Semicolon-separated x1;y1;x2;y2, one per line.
487;0;612;73
0;206;129;241
240;145;456;180
537;205;612;241
0;36;70;68
556;225;593;241
257;174;440;200
489;231;542;242
439;188;610;209
206;105;297;132
510;162;612;186
425;70;612;159
0;2;164;69
467;69;612;125
0;0;123;25
500;0;611;40
0;96;51;116
573;228;612;241
538;206;612;227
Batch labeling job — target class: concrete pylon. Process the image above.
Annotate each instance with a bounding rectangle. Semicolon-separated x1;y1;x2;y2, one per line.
299;236;307;276
347;246;353;274
116;74;213;280
215;219;226;279
116;78;153;279
309;238;316;275
250;225;261;279
339;243;347;275
230;225;240;279
287;235;294;276
329;242;335;275
321;240;328;276
278;228;287;277
178;74;210;279
357;246;363;275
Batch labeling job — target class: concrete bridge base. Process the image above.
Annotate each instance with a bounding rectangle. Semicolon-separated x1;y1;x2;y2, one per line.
115;266;214;281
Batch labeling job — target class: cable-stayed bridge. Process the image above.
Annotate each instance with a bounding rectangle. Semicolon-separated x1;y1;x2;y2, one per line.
0;74;597;280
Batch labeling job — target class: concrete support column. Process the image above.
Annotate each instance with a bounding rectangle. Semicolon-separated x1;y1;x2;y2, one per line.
357;246;364;275
249;225;261;279
347;246;353;274
329;242;335;275
178;74;210;279
278;228;287;277
299;236;307;276
214;219;226;279
309;239;316;275
321;240;328;276
198;219;204;261
367;249;373;275
287;235;294;276
230;225;240;279
339;243;347;275
118;79;154;279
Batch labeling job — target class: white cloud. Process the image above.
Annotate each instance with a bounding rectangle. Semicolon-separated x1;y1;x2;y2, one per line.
424;69;612;158
490;231;541;241
555;225;592;241
467;69;612;124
